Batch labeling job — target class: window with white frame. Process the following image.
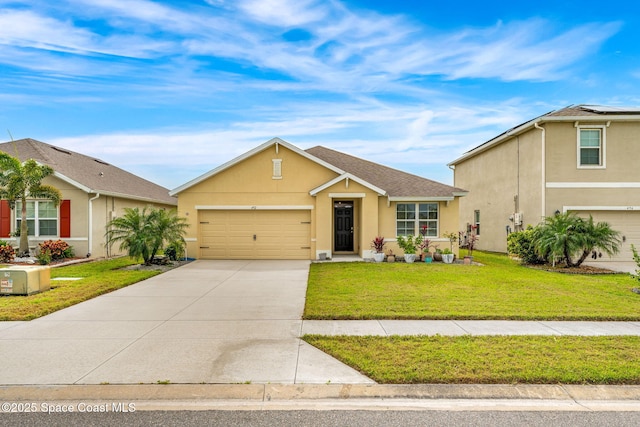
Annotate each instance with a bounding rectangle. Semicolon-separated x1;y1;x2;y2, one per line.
15;201;58;236
396;203;438;236
578;127;605;167
474;209;480;235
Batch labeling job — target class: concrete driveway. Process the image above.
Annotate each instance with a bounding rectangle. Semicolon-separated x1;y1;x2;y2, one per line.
0;260;373;385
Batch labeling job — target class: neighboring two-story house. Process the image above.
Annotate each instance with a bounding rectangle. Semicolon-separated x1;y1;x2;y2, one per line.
0;138;177;258
448;105;640;263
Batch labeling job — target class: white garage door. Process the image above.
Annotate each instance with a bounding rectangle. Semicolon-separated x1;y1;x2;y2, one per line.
574;210;640;262
198;210;311;259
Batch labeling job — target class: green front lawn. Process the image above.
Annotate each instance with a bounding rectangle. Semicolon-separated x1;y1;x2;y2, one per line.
0;258;160;320
304;335;640;384
304;251;640;320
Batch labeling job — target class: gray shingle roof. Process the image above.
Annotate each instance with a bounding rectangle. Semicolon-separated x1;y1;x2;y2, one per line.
449;104;640;166
0;138;176;205
548;105;640;116
305;146;466;198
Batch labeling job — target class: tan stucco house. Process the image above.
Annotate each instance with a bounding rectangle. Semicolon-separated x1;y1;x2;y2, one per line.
171;138;467;260
0;138;177;257
449;104;640;262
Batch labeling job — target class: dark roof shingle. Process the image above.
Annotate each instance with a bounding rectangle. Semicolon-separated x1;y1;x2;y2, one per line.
0;138;176;205
306;146;466;198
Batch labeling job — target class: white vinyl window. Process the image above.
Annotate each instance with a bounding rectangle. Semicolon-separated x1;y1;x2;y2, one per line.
577;126;605;168
396;203;438;236
474;210;480;235
15;201;58;237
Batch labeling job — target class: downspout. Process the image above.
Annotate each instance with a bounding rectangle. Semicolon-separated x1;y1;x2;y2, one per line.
534;122;546;219
88;193;100;257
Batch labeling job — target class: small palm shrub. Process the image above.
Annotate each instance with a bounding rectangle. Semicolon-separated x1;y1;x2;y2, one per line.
0;240;16;262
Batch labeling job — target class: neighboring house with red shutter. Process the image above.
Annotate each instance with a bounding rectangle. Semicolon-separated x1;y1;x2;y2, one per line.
0;138;176;258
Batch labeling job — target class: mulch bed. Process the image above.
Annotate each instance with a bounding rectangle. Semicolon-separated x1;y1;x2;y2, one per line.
119;259;193;272
528;264;622;275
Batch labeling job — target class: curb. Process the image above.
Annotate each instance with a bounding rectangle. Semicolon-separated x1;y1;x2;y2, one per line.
2;383;639;403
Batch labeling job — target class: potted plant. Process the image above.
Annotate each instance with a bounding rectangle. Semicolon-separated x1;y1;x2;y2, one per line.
443;231;458;253
386;249;395;263
418;225;432;261
463;225;479;264
396;234;423;263
371;236;386;262
441;248;454;264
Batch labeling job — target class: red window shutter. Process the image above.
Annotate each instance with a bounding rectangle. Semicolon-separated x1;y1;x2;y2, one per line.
0;200;10;238
60;200;71;238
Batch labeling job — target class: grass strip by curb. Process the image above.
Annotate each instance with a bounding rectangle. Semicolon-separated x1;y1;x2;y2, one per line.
304;335;640;385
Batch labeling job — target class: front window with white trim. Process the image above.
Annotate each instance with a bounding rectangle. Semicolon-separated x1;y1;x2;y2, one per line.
578;127;605;168
15;200;58;236
396;203;438;236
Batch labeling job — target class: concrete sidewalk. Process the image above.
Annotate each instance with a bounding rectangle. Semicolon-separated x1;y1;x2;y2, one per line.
302;319;640;336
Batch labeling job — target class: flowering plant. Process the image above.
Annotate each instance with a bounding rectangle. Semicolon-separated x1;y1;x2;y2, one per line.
0;240;15;263
371;236;386;253
419;225;435;254
38;240;74;261
466;225;479;256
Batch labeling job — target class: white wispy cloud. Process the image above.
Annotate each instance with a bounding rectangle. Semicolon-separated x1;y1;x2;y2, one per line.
0;0;623;90
47;98;538;189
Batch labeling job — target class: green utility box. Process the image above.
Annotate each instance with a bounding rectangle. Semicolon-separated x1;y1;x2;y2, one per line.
0;266;51;296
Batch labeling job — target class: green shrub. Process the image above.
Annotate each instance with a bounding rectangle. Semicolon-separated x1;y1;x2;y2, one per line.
36;249;52;265
631;244;640;283
38;240;74;261
507;226;545;265
0;241;16;263
164;240;185;261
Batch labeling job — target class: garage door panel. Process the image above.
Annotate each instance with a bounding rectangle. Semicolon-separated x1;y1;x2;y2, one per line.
198;210;310;259
573;211;640;262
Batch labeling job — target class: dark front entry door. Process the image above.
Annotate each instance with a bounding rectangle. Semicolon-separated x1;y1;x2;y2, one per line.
334;201;354;252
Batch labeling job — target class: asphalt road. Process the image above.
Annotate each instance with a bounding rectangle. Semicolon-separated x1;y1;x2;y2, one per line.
1;410;639;426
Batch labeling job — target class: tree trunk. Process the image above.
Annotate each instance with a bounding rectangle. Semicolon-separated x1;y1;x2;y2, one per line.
19;198;29;255
563;247;576;267
574;250;591;267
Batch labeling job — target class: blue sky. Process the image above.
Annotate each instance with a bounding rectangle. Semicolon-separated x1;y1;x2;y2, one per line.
1;0;639;190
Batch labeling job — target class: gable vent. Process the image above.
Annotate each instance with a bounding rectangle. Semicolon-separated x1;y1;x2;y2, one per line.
272;159;282;179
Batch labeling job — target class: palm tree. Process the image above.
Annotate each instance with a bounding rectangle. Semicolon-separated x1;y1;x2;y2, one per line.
105;207;188;265
534;212;585;267
573;215;621;266
148;208;188;262
0;154;61;255
534;212;620;267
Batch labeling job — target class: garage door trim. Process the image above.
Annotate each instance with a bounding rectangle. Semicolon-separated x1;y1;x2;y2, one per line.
196;205;314;210
563;205;640;212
